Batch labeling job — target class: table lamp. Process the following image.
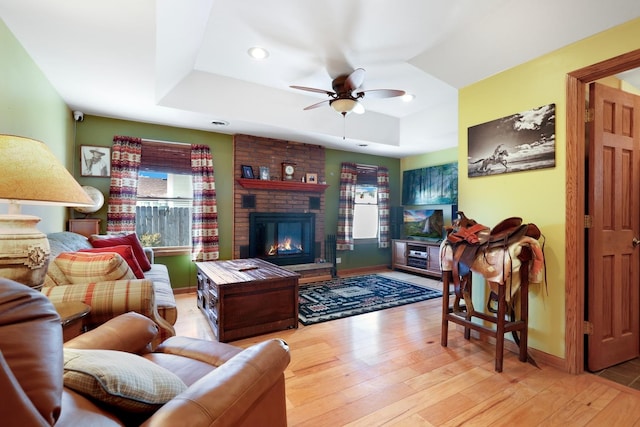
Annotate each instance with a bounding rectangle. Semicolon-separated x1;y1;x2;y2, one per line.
0;134;93;290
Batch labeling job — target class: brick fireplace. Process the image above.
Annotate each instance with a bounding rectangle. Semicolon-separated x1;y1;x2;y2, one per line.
249;212;315;265
233;135;326;263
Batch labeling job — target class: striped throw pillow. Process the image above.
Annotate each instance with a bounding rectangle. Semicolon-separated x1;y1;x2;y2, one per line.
54;252;136;284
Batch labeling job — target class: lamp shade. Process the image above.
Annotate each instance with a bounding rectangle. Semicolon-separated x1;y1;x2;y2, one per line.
0;134;93;290
0;134;93;209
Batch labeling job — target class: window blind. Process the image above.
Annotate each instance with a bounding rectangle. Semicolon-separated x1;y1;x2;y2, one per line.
140;140;191;175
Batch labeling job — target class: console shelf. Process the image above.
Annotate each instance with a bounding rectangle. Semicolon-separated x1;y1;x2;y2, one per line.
392;239;442;278
236;178;329;193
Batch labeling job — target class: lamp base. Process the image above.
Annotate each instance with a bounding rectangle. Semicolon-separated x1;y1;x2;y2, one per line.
0;215;50;291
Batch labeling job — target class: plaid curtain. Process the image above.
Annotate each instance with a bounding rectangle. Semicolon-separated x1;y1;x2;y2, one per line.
191;144;219;261
377;166;390;248
107;136;141;233
336;162;357;251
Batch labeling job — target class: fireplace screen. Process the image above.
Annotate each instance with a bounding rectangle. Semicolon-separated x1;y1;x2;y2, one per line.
249;212;315;265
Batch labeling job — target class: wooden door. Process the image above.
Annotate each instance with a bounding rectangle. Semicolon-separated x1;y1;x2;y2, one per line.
587;82;640;371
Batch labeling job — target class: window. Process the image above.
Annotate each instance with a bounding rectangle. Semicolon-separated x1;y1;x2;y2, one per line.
352;166;379;240
136;141;192;248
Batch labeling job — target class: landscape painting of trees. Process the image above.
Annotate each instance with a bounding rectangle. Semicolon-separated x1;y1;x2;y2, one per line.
402;162;458;206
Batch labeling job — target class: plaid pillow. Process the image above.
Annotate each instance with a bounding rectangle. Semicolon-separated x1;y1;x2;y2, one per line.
54;252;136;284
63;348;187;413
79;245;145;279
45;260;68;286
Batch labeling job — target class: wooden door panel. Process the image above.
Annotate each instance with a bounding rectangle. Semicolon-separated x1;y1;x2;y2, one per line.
622;254;633;332
597;255;613;338
587;82;640;371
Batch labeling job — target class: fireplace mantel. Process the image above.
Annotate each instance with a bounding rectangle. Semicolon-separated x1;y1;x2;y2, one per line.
236;178;329;193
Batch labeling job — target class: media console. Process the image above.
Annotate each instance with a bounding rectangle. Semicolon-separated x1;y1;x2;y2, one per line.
392;239;442;278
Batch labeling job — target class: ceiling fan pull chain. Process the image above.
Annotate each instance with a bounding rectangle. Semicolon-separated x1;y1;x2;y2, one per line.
343;112;346;140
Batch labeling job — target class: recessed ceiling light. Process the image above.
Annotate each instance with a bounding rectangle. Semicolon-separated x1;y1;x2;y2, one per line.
357;144;368;147
248;46;269;60
211;120;229;126
402;93;415;102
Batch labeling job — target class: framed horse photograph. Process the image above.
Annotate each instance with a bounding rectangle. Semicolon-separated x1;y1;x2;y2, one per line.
467;103;556;177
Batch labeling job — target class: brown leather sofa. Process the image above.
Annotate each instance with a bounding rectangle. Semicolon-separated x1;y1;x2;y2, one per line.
0;278;291;426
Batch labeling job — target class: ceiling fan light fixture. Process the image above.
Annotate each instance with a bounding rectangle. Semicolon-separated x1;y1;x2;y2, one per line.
247;46;269;60
330;98;359;114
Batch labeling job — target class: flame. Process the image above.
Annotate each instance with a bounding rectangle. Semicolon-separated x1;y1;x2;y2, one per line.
268;237;303;256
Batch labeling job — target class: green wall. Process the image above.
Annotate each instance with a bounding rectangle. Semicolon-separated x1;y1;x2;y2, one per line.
401;147;457;171
73;117;403;285
74;116;234;289
0;18;75;233
324;149;401;272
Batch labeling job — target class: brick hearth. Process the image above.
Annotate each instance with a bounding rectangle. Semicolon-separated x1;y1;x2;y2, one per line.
233;134;326;261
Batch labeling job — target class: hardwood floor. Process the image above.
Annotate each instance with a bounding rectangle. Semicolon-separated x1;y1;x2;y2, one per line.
174;271;640;426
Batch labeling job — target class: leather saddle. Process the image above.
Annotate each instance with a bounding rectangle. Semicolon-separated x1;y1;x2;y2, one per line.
446;212;541;315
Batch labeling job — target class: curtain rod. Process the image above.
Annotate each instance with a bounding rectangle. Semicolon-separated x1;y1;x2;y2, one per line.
142;138;191;146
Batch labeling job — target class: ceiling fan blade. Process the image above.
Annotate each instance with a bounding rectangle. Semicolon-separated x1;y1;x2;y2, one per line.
303;100;330;110
357;89;406;99
344;68;365;92
290;85;335;96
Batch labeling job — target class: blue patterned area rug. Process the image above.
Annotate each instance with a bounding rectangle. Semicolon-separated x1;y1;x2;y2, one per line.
298;274;442;326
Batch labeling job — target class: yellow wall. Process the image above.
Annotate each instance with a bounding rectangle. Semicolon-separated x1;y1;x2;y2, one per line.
455;17;640;358
621;80;640;96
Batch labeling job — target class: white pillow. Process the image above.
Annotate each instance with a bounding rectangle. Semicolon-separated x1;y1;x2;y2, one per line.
63;348;187;413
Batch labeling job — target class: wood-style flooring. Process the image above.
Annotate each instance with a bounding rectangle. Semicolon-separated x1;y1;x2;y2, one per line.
173;271;640;426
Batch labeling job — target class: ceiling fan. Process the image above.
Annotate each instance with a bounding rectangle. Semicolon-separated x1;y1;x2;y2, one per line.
290;68;406;116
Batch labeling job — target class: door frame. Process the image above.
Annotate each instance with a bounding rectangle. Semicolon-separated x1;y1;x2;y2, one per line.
566;48;640;373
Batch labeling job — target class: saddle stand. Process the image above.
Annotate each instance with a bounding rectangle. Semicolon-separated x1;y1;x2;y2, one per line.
440;212;539;373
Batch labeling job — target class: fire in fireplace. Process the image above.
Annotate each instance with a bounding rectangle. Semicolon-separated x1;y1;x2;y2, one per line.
249;212;315;265
268;237;302;256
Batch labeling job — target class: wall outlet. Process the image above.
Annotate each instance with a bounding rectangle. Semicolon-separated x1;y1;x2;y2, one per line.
335;257;341;264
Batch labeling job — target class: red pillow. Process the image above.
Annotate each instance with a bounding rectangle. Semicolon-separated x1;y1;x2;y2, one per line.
79;245;145;279
89;234;152;272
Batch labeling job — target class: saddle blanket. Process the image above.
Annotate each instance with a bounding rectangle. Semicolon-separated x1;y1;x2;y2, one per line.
439;236;544;302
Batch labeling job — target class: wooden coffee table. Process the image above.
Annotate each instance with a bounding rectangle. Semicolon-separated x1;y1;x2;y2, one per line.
196;258;300;342
54;301;91;342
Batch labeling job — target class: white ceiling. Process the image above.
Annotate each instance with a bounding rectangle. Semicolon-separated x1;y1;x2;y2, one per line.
2;0;640;158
